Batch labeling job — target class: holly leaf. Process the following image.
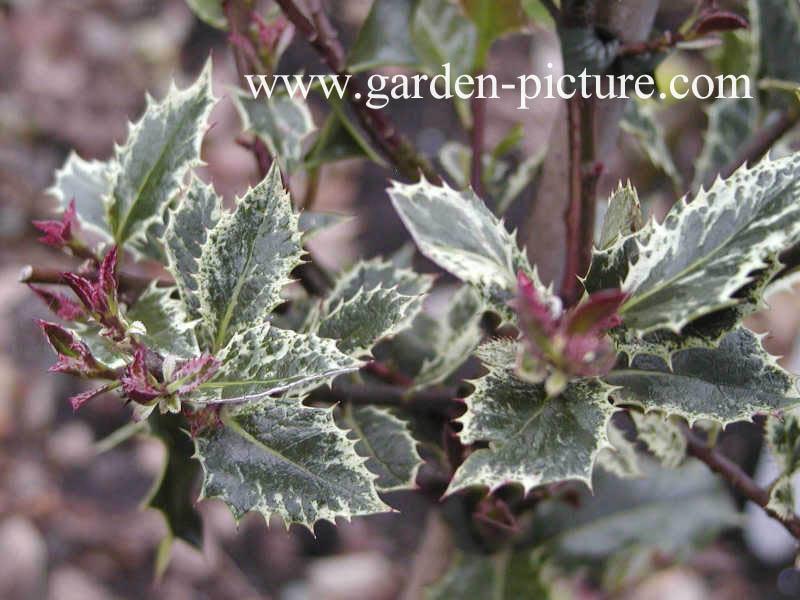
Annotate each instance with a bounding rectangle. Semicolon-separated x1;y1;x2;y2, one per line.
197;323;361;403
631;411;687;468
195;163;304;351
597;420;642;478
447;368;615;495
194;396;388;529
126;284;199;359
692;97;759;190
411;0;478;83
298;211;351;241
750;0;800;87
107;60;215;260
339;405;422;491
48;152;113;245
768;475;795;518
766;413;800;475
231;89;315;174
305;98;385;168
144;412;203;551
348;0;420;72
620;100;681;189
389;178;558;320
597;181;643;250
164;174;223;324
185;0;227;29
606;327;800;426
312;258;433;356
413;285;486;388
611;154;800;335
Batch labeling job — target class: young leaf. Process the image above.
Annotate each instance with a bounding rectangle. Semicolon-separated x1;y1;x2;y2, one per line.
613;154;800;335
231;89;315;174
126;284;199;359
199;323;361;403
339;404;422;492
313;258;433;356
597;181;643;250
620;100;681;189
607;327;800;426
107;60;215;259
631;411;687;469
164;174;223;321
348;0;420;72
196;163;304;350
144;412;203;551
194;396;389;529
447;369;615;495
48;152;113;244
389;178;558;319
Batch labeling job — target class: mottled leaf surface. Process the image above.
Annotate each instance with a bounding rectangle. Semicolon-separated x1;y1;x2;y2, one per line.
232;89;315;174
199;324;361;403
621;100;681;189
107;61;215;258
126;284;199;359
631;411;687;468
389;178;558;319
194;396;388;528
196;164;303;350
48;152;113;244
340;405;422;491
412;0;478;81
448;369;615;494
607;327;799;425
314;258;432;356
614;154;800;334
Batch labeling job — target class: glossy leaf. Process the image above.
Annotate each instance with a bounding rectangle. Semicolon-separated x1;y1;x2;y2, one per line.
348;0;420;72
194;396;389;528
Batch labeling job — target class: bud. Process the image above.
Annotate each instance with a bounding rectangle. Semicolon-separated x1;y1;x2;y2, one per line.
37;320;114;379
28;284;85;321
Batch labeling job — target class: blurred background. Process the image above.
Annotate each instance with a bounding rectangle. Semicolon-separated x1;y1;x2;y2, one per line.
2;0;800;598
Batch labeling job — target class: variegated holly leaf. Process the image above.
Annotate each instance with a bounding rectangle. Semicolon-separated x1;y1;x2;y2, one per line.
620;100;681;189
597;181;643;251
348;0;420;72
311;258;432;356
766;413;800;474
298;211;351;241
631;411;687;468
529;459;741;562
768;475;795;518
48;152;113;245
389;178;558;320
231;89;315;174
305;98;385;168
197;324;361;403
196;164;304;351
164;174;222;325
610;154;800;335
126;284;198;359
413;286;486;388
339;404;422;491
107;60;215;260
194;396;388;528
144;412;203;552
447;368;615;495
597;419;642;478
692;97;759;190
606;327;800;426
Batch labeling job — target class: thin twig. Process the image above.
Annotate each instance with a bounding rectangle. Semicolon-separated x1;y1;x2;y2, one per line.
684;426;800;540
272;0;440;182
560;96;599;307
19;265;171;293
470;76;487;198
